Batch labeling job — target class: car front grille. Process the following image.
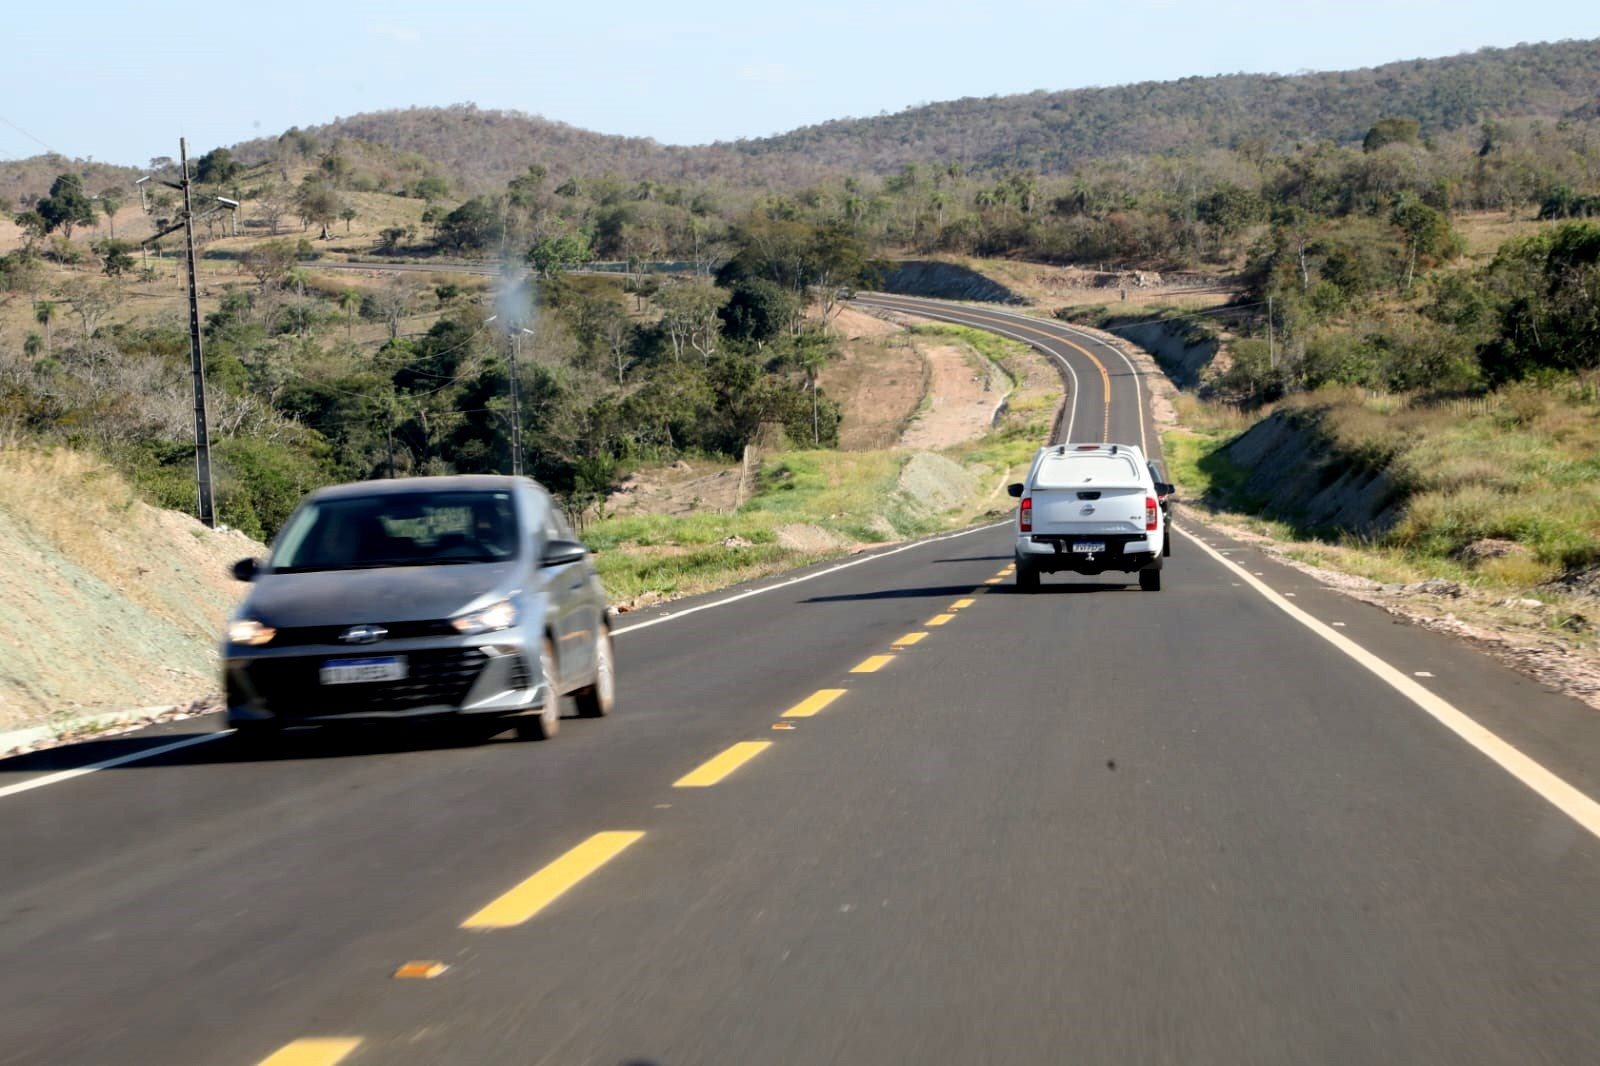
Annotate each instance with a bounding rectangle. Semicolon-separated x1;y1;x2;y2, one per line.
243;648;489;717
269;620;460;647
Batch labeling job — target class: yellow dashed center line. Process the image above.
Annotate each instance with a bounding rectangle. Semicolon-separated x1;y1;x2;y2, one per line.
949;598;976;611
783;688;846;718
926;613;956;626
257;1039;363;1066
892;631;928;647
984;578;1003;585
674;741;773;787
462;831;644;929
851;654;896;673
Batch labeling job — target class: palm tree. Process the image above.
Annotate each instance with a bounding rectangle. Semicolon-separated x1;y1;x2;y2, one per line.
338;289;361;341
34;300;55;353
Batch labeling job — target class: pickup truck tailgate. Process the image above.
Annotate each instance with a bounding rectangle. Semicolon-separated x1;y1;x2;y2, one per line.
1031;485;1147;534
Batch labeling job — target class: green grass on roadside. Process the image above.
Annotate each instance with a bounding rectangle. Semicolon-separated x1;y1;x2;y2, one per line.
1165;379;1600;600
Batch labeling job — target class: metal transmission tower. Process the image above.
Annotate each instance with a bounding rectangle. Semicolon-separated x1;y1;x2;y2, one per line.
139;138;237;528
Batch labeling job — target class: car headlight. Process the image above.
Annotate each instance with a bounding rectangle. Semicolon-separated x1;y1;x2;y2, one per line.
227;618;277;646
451;598;518;635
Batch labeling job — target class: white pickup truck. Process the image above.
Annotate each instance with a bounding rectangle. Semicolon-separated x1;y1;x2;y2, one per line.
1007;443;1172;592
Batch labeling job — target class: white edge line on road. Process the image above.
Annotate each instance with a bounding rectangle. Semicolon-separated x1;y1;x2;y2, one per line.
613;521;1008;636
0;731;230;800
1180;527;1600;841
857;297;1079;444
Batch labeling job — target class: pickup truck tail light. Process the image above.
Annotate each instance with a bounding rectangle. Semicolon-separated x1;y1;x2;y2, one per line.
1145;496;1158;531
1019;497;1033;533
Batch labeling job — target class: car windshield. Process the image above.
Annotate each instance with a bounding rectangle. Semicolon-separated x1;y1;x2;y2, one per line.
269;490;520;572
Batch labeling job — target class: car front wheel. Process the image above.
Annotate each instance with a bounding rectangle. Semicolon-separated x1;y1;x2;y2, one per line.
574;628;615;718
516;639;562;740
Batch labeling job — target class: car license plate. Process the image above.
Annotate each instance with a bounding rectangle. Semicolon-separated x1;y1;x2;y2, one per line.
1072;542;1106;554
320;657;407;685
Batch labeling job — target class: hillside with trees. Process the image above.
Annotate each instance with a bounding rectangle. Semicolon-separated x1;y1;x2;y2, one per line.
221;39;1600;188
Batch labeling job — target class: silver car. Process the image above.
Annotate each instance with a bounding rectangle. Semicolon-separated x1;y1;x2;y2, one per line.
222;475;614;743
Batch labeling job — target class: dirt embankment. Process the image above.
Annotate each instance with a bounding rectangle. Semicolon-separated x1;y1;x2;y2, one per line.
819;307;929;451
1104;318;1221;388
1222;408;1406;536
0;446;261;732
880;261;1024;304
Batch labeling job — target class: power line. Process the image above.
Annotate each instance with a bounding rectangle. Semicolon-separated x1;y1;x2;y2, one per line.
0;113;62;156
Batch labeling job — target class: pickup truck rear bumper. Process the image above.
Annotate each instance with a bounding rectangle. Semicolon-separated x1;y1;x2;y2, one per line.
1016;533;1162;574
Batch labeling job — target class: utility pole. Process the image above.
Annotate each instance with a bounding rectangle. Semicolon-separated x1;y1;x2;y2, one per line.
510;329;531;476
1267;293;1276;371
140;138;238;528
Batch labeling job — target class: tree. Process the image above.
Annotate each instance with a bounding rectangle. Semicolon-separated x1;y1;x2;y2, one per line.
657;281;727;363
255;185;289;236
338;288;361;340
34;300;56;353
61;278;114;337
193;148;239;185
527;232;591;277
1390;194;1460;290
435;197;505;254
98;187;124;237
295;180;342;239
1363;117;1421;153
719;279;800;345
242;239;298;289
409;175;450;202
13;211;47;250
36;174;95;239
96;239;135;277
339;206;357;233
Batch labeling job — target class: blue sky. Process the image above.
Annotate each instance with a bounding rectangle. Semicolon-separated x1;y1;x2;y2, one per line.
4;0;1598;165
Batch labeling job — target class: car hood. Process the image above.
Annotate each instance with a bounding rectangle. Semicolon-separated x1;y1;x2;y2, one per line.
243;562;521;628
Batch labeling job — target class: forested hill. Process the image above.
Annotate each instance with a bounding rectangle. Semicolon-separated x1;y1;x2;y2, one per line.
738;39;1600;172
227;106;833;192
223;38;1600;188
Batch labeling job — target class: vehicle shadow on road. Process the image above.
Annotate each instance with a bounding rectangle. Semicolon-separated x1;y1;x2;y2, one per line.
802;584;985;603
0;723;521;775
988;581;1134;594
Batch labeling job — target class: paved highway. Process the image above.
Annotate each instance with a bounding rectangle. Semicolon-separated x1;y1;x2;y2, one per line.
2;296;1599;1065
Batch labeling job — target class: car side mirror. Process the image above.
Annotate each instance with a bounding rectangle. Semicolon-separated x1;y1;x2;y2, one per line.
1007;483;1025;498
1155;482;1175;497
230;557;260;582
542;539;588;567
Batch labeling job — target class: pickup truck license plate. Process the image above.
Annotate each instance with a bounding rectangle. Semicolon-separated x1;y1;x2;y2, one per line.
1071;542;1106;554
320;657;407;685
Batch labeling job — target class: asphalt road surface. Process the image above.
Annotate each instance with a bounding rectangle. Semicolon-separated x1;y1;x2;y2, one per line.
2;296;1598;1065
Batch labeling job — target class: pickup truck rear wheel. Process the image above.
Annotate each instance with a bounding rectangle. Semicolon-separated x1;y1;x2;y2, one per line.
1139;568;1162;592
1016;560;1040;593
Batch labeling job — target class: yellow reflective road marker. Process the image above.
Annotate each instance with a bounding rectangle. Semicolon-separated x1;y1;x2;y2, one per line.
851;654;895;674
257;1039;362;1066
675;741;773;787
462;831;644;929
926;613;956;627
892;631;927;648
393;961;448;979
950;598;976;611
784;689;846;718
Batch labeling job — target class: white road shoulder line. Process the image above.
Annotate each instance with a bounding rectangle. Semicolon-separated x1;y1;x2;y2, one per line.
1182;528;1600;841
0;731;229;800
